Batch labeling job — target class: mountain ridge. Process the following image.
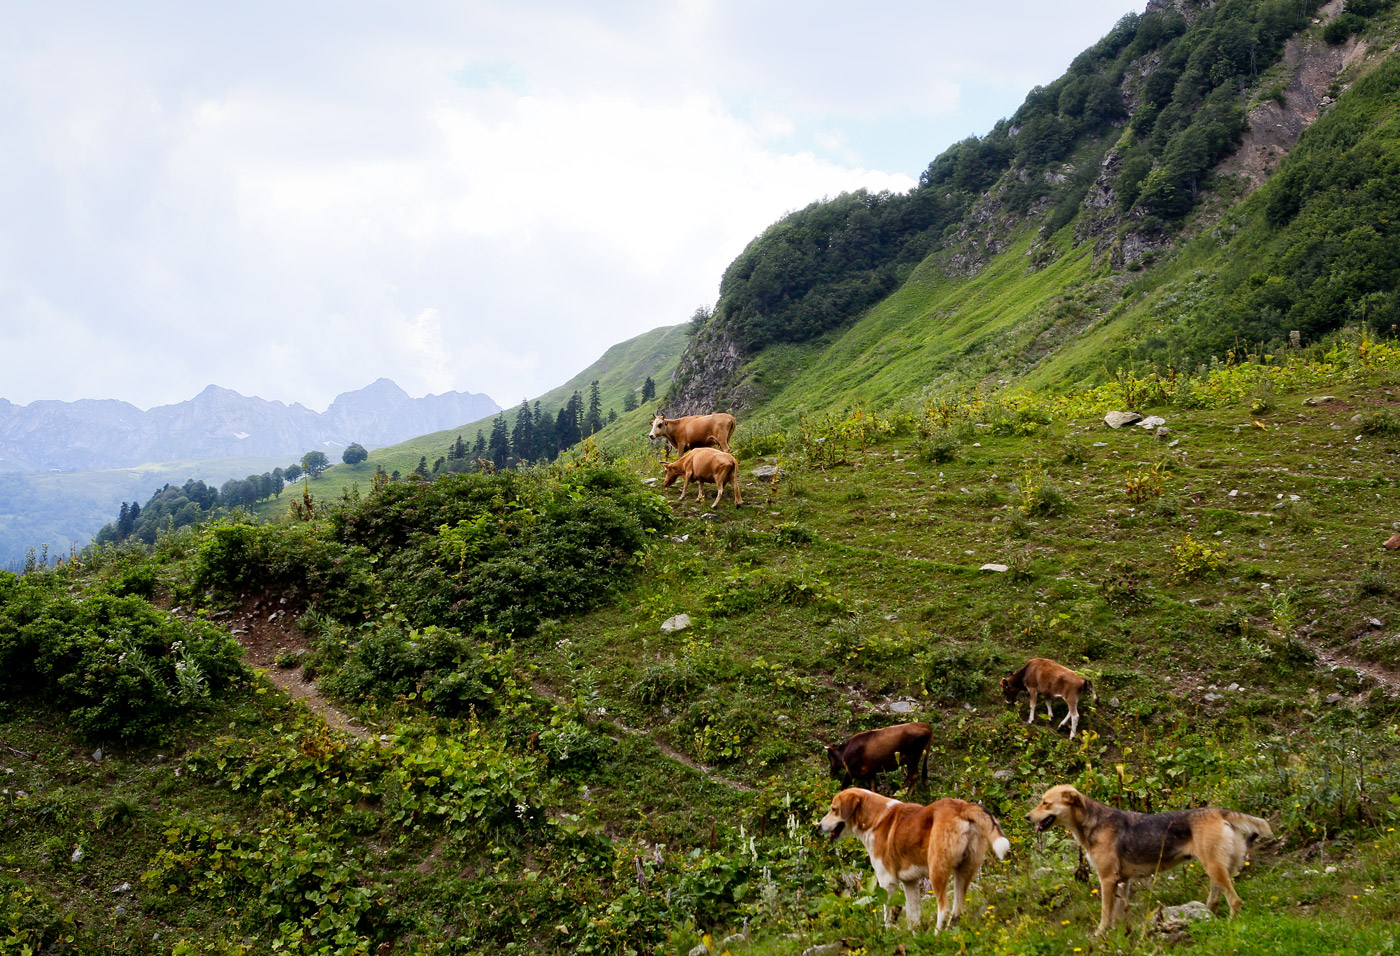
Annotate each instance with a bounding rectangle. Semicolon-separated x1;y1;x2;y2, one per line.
0;379;500;473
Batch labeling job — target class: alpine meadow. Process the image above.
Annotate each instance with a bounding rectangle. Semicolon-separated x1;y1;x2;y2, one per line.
8;1;1400;955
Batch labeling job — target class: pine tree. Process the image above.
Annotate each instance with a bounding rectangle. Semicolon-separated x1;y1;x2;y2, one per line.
641;376;656;403
487;412;512;468
622;390;638;412
449;435;466;461
584;380;603;435
472;430;487;459
414;456;430;477
607;408;617;424
557;392;583;449
533;402;553;460
511;399;535;462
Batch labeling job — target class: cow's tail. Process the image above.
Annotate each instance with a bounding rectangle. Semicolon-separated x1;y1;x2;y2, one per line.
976;805;1011;861
920;744;929;783
1084;677;1097;705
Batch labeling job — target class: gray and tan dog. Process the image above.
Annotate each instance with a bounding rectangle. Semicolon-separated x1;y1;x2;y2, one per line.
820;787;1010;932
1027;784;1272;936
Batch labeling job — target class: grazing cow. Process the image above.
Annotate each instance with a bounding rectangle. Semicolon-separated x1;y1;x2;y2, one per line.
1001;658;1093;738
648;411;737;455
662;448;742;507
825;721;932;792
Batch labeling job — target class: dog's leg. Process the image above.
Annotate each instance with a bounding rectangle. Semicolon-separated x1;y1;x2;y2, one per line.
1202;857;1243;916
930;861;951;932
902;880;923;929
1093;875;1119;936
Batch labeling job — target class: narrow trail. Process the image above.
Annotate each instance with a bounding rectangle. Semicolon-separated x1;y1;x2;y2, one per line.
215;596;372;740
532;680;756;792
1297;634;1400;694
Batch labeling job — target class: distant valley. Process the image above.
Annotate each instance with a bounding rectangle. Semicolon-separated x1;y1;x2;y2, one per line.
0;379;499;567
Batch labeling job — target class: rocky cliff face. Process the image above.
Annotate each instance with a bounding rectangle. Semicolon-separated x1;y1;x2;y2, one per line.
0;381;500;473
665;324;751;416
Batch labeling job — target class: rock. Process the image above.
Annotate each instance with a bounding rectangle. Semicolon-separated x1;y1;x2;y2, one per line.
1324;865;1338;874
1227;683;1240;692
642;478;660;485
1303;396;1335;406
884;613;900;622
1092;441;1108;448
980;563;1010;573
1149;899;1213;940
1324;693;1345;705
992;769;1015;782
71;846;84;863
701;513;719;521
721;934;746;947
114;905;126;917
1104;411;1144;429
688;944;709;956
1138;415;1166;429
1108;697;1121;709
1168;439;1180;448
91;748;103;763
1367;617;1383;628
1228;489;1238;498
111;882;132;894
1384;533;1400;551
1154;427;1172;441
1203;693;1221;702
660;614;692;634
669;534;690;543
887;698;919;714
801;944;843;956
751;464;781;481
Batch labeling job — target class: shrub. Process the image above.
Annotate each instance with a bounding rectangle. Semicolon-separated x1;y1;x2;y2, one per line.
0;570;245;742
914;430;961;464
1171;534;1229;582
1359;409;1400;437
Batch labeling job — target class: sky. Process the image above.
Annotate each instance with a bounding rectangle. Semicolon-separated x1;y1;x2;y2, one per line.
0;0;1136;413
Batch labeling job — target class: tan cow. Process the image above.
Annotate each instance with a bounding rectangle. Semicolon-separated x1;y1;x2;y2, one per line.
1001;657;1093;738
661;448;742;507
648;412;737;455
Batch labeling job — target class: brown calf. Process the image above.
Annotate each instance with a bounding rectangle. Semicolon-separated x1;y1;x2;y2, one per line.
649;411;737;455
825;721;932;792
1001;658;1092;738
662;448;742;507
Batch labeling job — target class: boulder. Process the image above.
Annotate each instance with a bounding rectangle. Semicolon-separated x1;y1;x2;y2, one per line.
1104;411;1144;429
979;563;1010;573
1303;396;1335;406
1137;415;1166;429
660;614;691;634
1149;900;1213;941
1384;533;1400;551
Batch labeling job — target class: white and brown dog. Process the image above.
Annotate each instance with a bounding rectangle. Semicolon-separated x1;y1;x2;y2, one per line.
1027;784;1272;936
820;787;1010;931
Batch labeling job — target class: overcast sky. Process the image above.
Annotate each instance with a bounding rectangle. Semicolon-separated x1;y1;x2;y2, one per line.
1;0;1135;412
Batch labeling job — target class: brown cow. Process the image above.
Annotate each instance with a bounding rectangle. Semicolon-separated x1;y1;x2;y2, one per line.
1001;657;1093;738
662;448;742;507
825;721;932;792
649;411;737;455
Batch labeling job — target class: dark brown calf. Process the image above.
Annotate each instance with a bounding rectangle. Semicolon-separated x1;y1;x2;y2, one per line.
1001;657;1092;738
825;721;932;792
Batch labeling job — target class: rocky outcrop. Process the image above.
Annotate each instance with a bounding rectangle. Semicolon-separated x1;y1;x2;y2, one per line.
0;380;499;473
665;324;752;416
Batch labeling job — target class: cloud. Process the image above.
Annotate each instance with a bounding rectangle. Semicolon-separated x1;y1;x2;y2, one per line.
0;0;1135;411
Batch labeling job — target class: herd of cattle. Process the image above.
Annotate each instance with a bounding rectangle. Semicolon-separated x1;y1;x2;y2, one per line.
645;414;1271;938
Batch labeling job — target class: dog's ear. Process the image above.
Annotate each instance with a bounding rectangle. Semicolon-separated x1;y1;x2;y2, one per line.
1064;789;1082;807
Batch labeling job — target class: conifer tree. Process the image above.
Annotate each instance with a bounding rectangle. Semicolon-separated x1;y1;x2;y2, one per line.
414;456;430;477
511;399;535;461
622;390;638;413
533;402;553;459
487;412;512;468
641;376;656;403
472;430;487;459
584;380;603;435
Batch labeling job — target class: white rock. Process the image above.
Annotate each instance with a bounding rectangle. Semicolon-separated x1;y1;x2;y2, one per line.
1104;411;1144;429
660;614;691;634
980;563;1010;573
1138;416;1167;428
71;847;84;863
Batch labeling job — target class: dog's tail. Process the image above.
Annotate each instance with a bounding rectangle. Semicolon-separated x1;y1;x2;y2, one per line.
975;805;1012;861
1222;811;1273;844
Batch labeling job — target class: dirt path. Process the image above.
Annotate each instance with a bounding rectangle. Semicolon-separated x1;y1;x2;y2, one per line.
532;680;755;792
217;596;372;740
1298;635;1400;695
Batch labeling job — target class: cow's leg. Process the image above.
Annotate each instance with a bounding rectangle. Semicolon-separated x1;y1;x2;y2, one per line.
678;474;690;501
1026;692;1038;724
711;480;723;508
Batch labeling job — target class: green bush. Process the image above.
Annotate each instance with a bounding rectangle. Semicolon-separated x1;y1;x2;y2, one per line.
0;570;246;742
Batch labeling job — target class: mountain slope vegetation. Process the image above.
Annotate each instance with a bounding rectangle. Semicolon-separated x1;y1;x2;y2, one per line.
8;2;1400;955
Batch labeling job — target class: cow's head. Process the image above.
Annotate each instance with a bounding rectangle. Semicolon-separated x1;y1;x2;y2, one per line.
1000;676;1019;702
661;458;686;487
648;414;667;441
824;744;846;780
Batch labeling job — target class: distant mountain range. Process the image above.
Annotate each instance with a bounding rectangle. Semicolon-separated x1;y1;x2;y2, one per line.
0;380;500;473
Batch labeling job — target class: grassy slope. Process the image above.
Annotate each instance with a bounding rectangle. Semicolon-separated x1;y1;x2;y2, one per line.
256;324;689;517
6;366;1400;954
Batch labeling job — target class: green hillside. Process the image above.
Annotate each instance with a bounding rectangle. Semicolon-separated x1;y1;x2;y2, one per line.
256;323;688;516
10;2;1400;954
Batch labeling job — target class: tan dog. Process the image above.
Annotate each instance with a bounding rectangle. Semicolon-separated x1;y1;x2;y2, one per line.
819;788;1010;931
1026;784;1271;936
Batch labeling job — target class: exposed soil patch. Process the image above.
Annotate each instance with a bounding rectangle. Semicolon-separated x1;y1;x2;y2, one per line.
218;594;371;740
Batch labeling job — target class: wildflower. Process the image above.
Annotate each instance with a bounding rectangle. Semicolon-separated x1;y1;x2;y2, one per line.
1061;920;1071;926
